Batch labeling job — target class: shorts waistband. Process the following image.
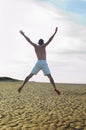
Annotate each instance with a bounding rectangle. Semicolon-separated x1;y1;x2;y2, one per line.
38;59;46;61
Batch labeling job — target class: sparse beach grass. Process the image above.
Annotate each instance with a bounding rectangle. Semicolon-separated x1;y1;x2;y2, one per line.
0;81;86;130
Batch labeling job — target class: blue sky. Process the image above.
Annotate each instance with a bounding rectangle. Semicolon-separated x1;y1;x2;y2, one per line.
0;0;86;83
37;0;86;24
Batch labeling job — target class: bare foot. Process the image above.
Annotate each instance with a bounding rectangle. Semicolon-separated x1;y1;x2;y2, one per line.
18;86;23;93
54;89;61;95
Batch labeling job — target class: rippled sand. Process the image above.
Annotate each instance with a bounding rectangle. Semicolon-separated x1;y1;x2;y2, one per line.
0;81;86;130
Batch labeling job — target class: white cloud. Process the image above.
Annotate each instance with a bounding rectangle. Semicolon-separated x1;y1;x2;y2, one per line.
0;0;86;83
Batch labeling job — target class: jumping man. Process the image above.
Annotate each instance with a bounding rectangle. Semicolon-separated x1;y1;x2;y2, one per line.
18;27;60;95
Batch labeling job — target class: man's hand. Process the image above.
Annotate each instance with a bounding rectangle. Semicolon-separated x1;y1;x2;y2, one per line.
20;30;25;35
55;27;58;34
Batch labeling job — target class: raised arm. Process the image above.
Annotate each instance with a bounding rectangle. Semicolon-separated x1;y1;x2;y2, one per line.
44;27;58;47
20;30;36;47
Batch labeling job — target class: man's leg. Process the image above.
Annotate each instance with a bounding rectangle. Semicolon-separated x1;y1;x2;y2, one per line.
18;73;34;93
47;74;60;95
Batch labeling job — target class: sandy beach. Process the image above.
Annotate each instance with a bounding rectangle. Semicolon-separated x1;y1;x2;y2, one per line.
0;81;86;130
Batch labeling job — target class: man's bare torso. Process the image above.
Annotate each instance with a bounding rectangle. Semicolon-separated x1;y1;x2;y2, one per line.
34;45;46;60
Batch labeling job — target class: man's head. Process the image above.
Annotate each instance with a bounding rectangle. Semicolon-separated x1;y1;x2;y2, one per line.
38;39;44;45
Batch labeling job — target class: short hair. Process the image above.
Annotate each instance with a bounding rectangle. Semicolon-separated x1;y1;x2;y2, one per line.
38;39;44;45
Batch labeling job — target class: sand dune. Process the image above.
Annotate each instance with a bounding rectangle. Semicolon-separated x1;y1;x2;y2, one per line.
0;81;86;130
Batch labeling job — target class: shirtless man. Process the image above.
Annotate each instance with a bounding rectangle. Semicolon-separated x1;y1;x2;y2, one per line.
18;27;60;95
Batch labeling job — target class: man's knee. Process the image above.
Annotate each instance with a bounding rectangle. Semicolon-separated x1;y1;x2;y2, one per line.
26;73;33;79
47;74;52;79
